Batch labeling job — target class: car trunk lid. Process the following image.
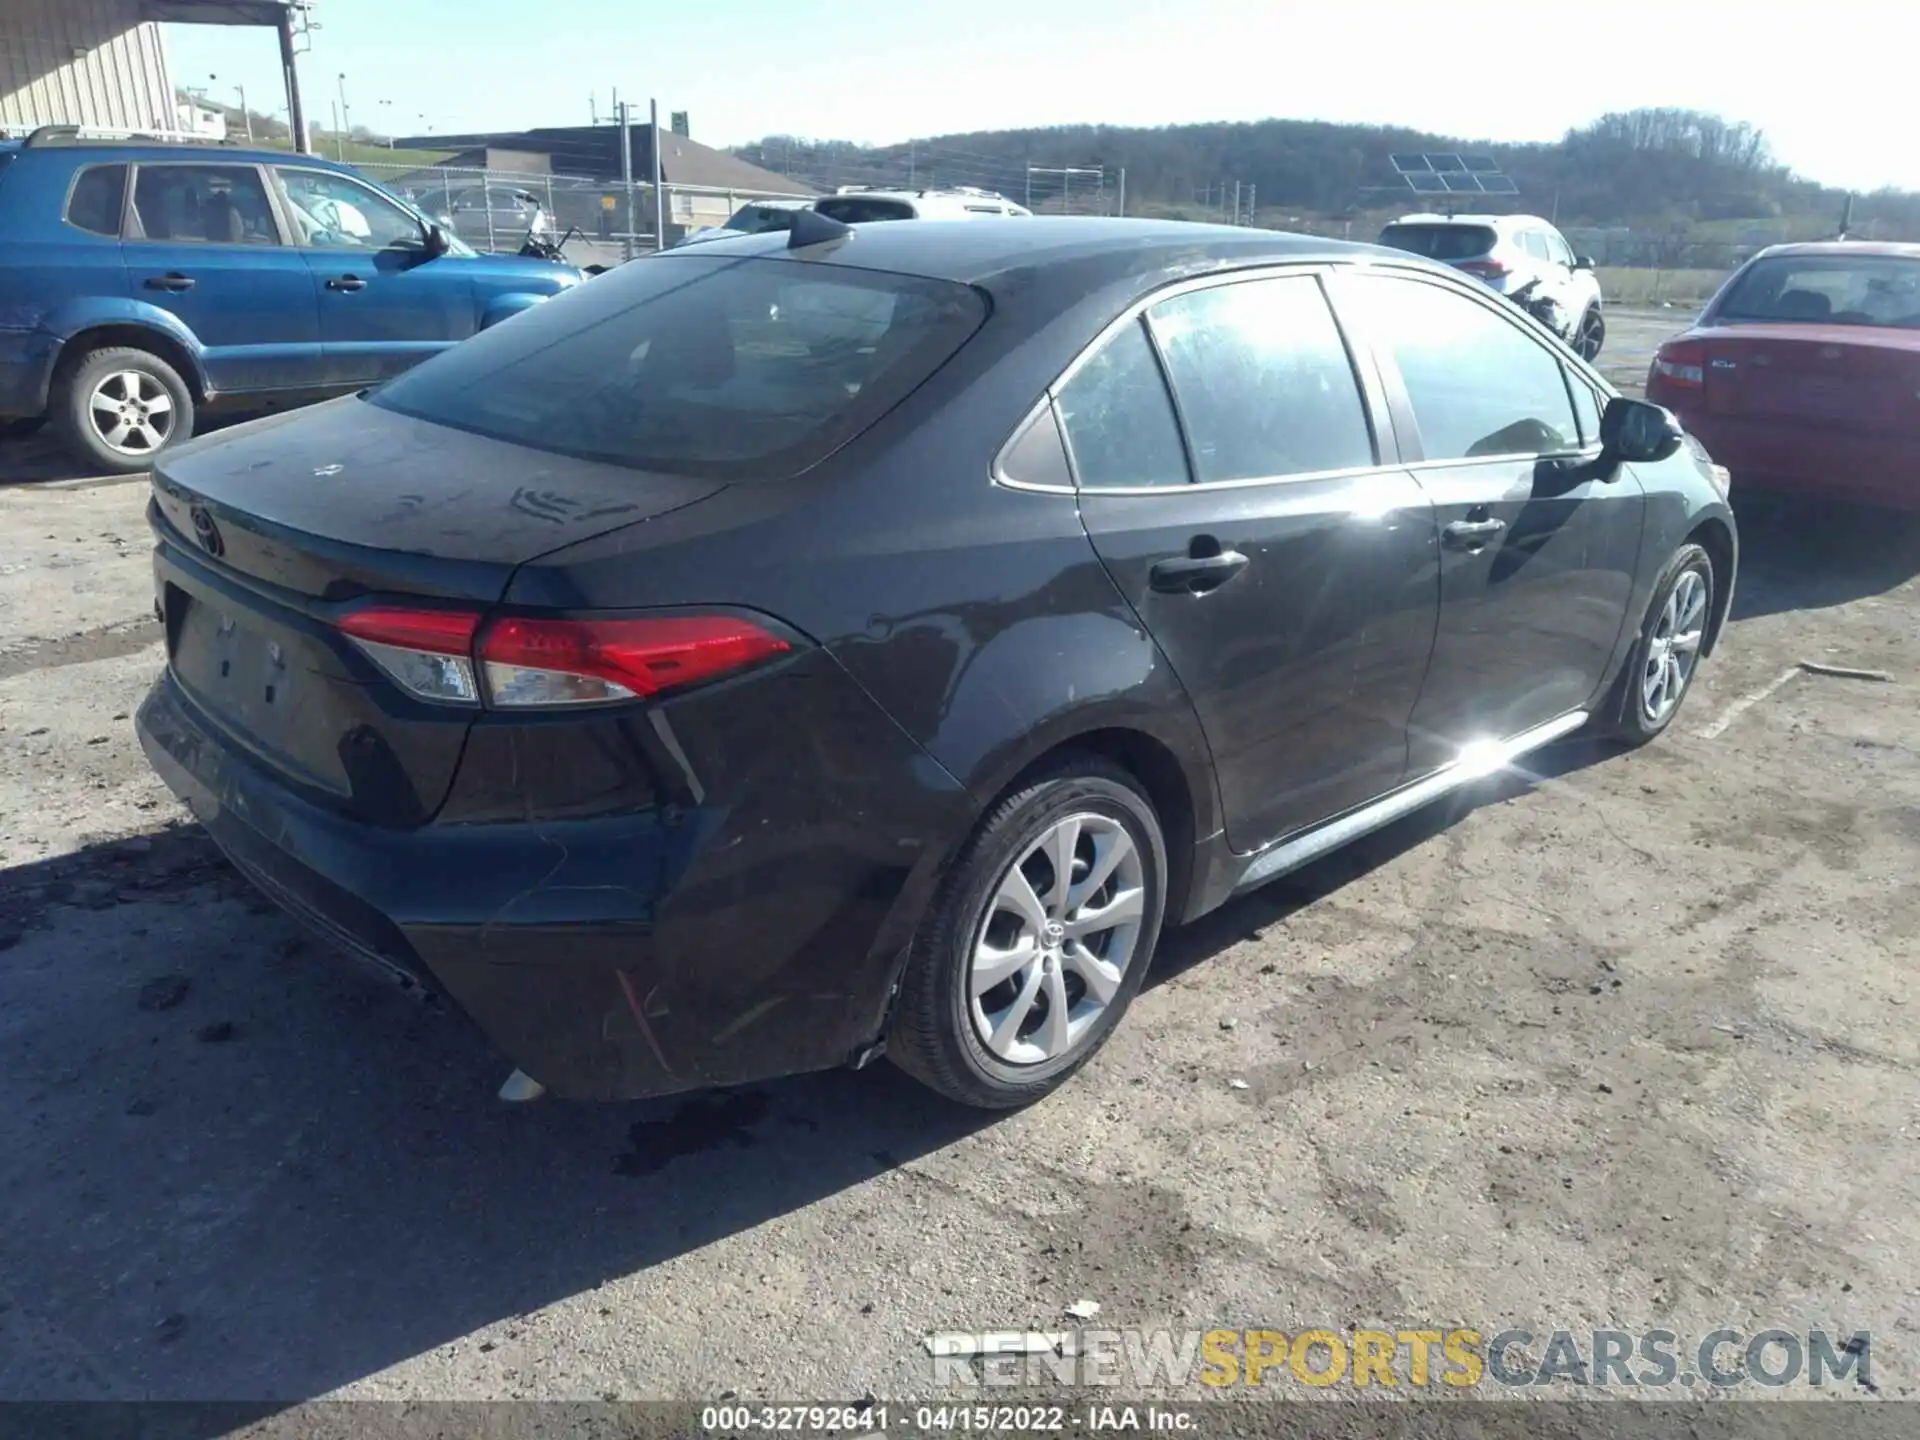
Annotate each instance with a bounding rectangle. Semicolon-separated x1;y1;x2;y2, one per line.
1700;323;1920;438
149;396;725;827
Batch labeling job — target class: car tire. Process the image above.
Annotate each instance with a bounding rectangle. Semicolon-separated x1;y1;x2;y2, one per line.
1575;305;1606;361
1596;543;1714;746
887;756;1168;1109
53;346;195;474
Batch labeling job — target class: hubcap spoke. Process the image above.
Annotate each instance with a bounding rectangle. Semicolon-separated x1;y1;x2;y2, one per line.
103;417;136;447
90;390;123;416
987;963;1046;1055
1043;816;1081;917
144;391;174;416
1670;628;1702;655
1064;884;1144;939
1068;828;1132;911
996;866;1049;935
1034;962;1073;1058
972;939;1036;996
1062;942;1122;1005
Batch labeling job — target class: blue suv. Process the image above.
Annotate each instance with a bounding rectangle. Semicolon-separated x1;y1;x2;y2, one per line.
0;132;582;472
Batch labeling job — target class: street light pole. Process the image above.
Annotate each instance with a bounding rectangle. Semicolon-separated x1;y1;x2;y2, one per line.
234;83;252;142
336;72;351;146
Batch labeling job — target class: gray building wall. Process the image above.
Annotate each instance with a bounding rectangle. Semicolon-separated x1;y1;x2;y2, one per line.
0;0;177;134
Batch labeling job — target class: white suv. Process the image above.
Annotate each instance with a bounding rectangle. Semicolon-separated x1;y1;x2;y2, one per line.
1376;213;1606;359
812;186;1034;223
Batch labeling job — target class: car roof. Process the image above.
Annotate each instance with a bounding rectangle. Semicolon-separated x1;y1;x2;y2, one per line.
1749;239;1920;261
0;137;360;171
660;215;1440;289
1389;213;1549;229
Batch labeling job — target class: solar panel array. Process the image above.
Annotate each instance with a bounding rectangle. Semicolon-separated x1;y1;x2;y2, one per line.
1390;153;1519;196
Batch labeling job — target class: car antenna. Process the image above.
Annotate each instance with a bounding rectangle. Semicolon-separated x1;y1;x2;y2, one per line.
787;208;853;250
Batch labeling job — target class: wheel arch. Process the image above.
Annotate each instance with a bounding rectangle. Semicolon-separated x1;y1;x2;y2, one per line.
53;323;208;403
1685;515;1736;658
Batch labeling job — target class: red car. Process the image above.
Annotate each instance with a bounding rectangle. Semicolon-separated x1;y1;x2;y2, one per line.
1646;241;1920;509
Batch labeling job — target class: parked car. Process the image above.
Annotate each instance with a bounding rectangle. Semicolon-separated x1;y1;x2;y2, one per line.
134;216;1735;1110
400;180;557;252
674;198;815;247
1645;241;1920;509
813;186;1034;223
1377;213;1607;360
0;130;582;472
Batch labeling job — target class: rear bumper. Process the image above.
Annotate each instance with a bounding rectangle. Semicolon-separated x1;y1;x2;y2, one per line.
0;328;58;419
136;660;973;1100
1663;404;1920;510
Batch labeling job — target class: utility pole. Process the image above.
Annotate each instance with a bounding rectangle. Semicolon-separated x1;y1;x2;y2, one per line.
1116;166;1125;217
589;93;599;125
329;100;342;160
618;99;634;263
336;72;350;144
650;98;666;251
1247;182;1255;225
276;5;310;154
1232;180;1241;225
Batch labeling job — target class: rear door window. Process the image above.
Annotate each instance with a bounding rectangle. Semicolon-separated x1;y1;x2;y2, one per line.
1053;318;1190;489
1345;274;1580;460
1376;224;1497;261
1146;275;1374;482
369;254;986;479
65;163;127;237
1519;232;1551;262
130;164;277;244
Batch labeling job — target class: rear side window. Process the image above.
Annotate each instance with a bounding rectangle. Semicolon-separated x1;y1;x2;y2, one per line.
814;197;915;223
1544;230;1575;267
1377;224;1496;261
66;164;127;237
369;254;986;480
1519;232;1551;261
1346;275;1579;461
1146;276;1374;482
1054;318;1190;489
131;164;277;244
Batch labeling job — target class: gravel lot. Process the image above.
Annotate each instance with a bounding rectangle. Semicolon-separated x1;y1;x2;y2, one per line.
2;308;1917;1416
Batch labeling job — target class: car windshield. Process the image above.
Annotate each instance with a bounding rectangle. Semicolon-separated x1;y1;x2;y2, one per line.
1715;255;1920;328
1377;224;1498;261
368;253;987;480
814;196;915;223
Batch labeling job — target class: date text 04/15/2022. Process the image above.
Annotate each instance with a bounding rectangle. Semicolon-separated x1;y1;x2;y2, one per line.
698;1404;1200;1432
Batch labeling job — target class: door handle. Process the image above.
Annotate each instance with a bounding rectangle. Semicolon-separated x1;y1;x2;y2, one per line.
1149;550;1249;594
144;274;195;292
1442;517;1507;548
326;275;368;292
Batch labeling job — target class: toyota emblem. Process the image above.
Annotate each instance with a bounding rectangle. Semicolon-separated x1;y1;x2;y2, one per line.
188;504;224;558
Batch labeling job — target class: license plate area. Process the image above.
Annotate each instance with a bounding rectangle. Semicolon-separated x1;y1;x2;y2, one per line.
165;582;351;796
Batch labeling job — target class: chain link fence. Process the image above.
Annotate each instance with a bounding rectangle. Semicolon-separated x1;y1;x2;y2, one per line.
351;159;816;265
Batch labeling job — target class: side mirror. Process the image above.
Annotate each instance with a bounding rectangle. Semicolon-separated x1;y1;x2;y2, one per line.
1572;255;1595;271
424;224;451;258
1599;396;1684;465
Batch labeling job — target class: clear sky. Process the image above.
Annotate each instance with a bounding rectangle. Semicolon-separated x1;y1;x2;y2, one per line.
164;0;1911;192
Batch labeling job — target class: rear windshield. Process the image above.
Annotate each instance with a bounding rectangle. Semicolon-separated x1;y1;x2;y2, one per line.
725;204;799;233
368;253;987;479
1377;224;1497;261
1715;254;1920;328
814;197;915;223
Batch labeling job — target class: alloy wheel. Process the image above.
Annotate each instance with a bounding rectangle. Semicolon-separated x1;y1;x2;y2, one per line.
1642;567;1707;724
1576;308;1606;360
87;370;176;456
968;812;1146;1067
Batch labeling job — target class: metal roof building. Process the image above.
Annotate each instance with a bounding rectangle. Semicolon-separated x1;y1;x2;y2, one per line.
0;0;312;148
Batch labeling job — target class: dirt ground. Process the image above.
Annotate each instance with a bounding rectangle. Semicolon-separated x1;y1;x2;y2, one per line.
2;320;1917;1417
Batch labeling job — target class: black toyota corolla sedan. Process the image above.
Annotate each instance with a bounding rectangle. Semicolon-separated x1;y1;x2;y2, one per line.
136;215;1737;1109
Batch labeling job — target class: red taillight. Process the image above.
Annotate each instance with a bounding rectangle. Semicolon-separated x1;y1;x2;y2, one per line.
1652;339;1707;388
334;607;792;709
478;615;793;708
1459;259;1509;279
337;607;480;654
338;606;484;706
